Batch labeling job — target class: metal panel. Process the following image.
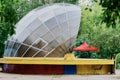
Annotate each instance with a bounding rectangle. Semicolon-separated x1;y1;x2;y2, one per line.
64;65;76;74
76;65;113;75
4;3;81;57
2;64;64;74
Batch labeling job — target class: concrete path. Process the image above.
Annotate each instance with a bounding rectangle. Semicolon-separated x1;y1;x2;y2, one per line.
0;70;120;80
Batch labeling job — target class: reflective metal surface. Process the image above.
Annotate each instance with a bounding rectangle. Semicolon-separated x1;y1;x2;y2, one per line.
4;3;81;57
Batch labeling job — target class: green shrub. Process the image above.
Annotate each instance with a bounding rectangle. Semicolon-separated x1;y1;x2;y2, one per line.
90;53;97;58
116;64;120;69
116;53;120;69
75;3;102;58
74;37;94;58
90;28;120;59
116;53;120;63
77;3;120;59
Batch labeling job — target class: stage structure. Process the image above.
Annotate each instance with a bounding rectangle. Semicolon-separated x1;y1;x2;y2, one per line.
4;3;81;57
0;3;115;75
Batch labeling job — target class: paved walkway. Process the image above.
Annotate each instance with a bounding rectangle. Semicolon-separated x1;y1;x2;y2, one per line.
0;70;120;80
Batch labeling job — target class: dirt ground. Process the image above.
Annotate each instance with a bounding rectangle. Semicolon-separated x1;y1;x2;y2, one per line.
0;69;120;80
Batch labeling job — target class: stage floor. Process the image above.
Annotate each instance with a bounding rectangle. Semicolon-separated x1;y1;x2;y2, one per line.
0;57;114;65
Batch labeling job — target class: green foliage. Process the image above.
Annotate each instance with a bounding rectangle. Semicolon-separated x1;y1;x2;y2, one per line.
116;53;120;63
0;0;18;57
51;0;79;4
77;2;120;59
74;51;93;58
78;3;103;39
94;0;120;28
0;0;43;57
90;28;120;59
90;53;97;58
75;38;89;47
74;38;93;58
116;64;120;69
74;37;98;58
115;53;120;69
74;3;102;58
29;0;79;5
0;0;79;57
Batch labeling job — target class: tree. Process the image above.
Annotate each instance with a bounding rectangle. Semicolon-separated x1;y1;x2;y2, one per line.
0;0;79;57
74;3;103;58
90;28;120;59
76;2;120;59
0;0;18;57
94;0;120;28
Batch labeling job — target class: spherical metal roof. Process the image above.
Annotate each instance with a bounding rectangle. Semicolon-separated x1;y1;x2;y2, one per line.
4;3;81;57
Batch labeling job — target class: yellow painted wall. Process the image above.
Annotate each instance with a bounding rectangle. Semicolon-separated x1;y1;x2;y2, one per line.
0;57;115;75
77;65;113;75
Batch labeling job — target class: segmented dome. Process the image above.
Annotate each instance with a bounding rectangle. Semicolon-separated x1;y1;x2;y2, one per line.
4;3;81;57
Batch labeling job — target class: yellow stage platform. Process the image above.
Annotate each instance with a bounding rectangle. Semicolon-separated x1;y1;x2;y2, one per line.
0;57;114;65
0;54;115;75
